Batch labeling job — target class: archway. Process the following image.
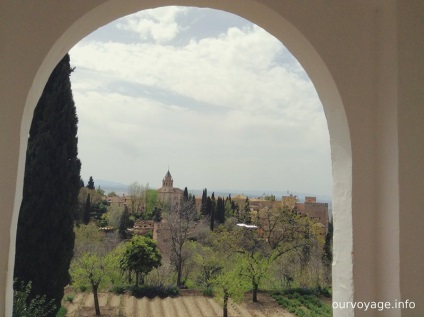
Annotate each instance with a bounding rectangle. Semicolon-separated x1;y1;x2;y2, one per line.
5;1;353;315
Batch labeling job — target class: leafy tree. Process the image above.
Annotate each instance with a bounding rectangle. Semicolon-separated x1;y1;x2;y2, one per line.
73;223;104;258
105;204;123;229
14;54;80;316
13;280;56;317
86;176;95;190
145;189;159;218
211;255;250;317
120;236;161;287
215;202;316;302
71;250;122;316
193;244;222;291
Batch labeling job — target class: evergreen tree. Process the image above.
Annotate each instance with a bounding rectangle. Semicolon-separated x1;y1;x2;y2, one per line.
83;193;91;225
216;196;225;224
210;193;216;231
86;176;95;190
79;178;85;188
322;219;333;284
183;187;189;202
14;54;80;316
201;188;208;215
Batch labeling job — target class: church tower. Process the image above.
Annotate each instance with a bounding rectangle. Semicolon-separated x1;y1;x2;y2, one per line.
162;169;173;188
157;169;183;210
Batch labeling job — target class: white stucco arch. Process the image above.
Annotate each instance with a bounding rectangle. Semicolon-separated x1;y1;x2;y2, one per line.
1;1;423;316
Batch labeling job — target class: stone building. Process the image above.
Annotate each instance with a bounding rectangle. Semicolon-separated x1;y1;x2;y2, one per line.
156;170;183;211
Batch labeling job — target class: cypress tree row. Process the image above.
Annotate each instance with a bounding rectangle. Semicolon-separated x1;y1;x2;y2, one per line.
14;54;81;316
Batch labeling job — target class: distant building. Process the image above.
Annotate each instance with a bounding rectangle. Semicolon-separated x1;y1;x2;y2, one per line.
283;195;329;232
157;169;184;211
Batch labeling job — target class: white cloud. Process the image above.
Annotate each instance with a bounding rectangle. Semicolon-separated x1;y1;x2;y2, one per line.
70;7;331;195
117;7;188;43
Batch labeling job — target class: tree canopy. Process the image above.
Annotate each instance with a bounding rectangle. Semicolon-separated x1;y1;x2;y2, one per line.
120;236;162;287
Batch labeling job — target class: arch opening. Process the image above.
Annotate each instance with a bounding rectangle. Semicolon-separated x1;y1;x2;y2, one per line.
6;1;352;315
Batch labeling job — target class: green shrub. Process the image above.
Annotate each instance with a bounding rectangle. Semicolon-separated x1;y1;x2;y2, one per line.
111;285;126;295
13;280;57;317
203;288;214;297
64;294;74;303
130;285;179;298
273;288;332;317
55;307;67;317
79;285;88;292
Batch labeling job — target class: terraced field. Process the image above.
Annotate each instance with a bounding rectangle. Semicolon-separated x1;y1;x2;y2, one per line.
64;291;293;317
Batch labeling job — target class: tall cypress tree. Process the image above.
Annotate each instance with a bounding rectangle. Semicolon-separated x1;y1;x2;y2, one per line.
183;187;189;202
201;188;208;215
14;54;81;316
216;196;225;224
83;193;91;225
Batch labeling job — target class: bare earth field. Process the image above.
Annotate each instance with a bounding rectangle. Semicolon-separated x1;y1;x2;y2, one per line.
64;290;294;317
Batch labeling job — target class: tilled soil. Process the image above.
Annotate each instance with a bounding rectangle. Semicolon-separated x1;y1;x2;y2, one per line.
63;291;294;317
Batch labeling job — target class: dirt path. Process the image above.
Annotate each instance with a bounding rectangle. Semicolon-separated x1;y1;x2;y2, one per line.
64;291;294;317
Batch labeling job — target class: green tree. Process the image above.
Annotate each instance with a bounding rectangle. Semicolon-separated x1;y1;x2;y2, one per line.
241;197;251;224
201;188;208;216
211;256;250;317
86;176;95;190
322;218;333;285
215;202;316;302
96;185;105;196
119;206;130;239
73;223;104;258
145;189;158;218
14;54;80;316
83;193;91;225
216;196;225;224
71;251;121;316
105;204;123;229
120;236;161;287
193;244;222;291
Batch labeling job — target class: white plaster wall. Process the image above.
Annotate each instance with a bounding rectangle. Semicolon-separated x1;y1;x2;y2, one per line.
0;1;422;316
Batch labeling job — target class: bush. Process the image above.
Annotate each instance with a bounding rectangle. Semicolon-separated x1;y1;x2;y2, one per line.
64;294;74;303
272;289;332;317
110;285;126;295
79;285;88;292
55;307;67;317
13;280;57;317
129;285;179;298
203;288;214;297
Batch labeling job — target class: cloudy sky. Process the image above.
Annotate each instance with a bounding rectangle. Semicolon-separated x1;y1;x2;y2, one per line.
69;6;332;196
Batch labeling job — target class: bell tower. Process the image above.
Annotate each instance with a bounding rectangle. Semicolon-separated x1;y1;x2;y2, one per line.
162;169;173;188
